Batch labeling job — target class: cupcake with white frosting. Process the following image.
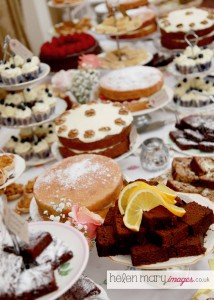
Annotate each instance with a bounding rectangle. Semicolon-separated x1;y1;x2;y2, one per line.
1;65;23;85
20;128;34;142
33;138;50;159
4;136;19;153
9;55;25;68
5;92;24;107
34;124;49;138
22;56;40;80
15;141;33;160
43;92;57;114
32;101;51;122
45;129;57;146
174;54;195;74
0;61;9;82
15;103;33;125
23;87;37;106
196;48;213;72
1;104;17;126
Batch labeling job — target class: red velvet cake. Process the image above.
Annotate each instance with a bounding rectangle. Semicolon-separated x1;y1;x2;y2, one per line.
40;33;101;71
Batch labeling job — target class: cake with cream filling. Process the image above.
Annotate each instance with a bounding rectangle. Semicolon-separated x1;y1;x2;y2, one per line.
55;101;133;158
158;7;214;49
34;154;124;219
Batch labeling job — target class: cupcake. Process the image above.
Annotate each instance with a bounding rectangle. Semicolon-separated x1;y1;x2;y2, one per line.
36;87;50;101
19;128;34;142
4;136;19;153
183;45;201;58
15;141;33;160
0;61;9;82
33;139;50;159
32;102;51;122
23;87;37;106
1;65;23;85
196;49;213;72
9;55;25;68
174;54;195;74
45;129;57;146
1;104;17;126
43;93;57;114
5;92;24;107
33;124;49;138
22;56;40;80
15;103;33;125
0;99;5;112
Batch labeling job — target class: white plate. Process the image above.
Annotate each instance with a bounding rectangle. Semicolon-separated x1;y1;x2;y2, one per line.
29;221;89;300
98;51;153;69
0;153;26;189
51;126;140;162
0;63;50;91
167;59;214;79
167;135;214;157
26;154;56;167
131;85;173;117
48;0;84;8
2;98;67;129
109;193;214;269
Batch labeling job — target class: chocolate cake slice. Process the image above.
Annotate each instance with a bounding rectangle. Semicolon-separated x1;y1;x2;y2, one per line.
0;252;23;300
198;141;214;152
103;207;114;226
169;130;185;143
148;222;188;248
168;235;206;258
96;225;118;257
181;201;214;235
131;243;168;266
184;129;204;143
15;263;58;300
36;238;73;269
174;137;198;150
142;205;177;230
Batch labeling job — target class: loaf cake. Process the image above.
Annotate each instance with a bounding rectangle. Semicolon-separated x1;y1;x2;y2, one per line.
158;7;214;49
55;102;133;158
34;154;124;219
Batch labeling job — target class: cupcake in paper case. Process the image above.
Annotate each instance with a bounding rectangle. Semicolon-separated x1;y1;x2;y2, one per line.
43;93;57;114
34;124;49;138
45;129;57;146
23;87;37;106
22;62;39;81
1;104;17;126
174;54;195;74
183;45;201;58
196;49;213;72
33;139;50;159
32;102;51;122
9;55;25;68
20;128;34;142
5;91;24;107
0;61;9;82
4;136;19;153
15;141;33;160
15;104;33;126
1;65;24;85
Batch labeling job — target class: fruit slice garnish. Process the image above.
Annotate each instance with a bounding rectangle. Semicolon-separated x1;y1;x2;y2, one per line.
118;181;152;215
156;183;177;204
123;189;186;231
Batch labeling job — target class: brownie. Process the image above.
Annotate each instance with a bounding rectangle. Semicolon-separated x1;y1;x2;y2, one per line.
174;137;198;150
168;235;206;258
36;238;73;269
198;141;214;152
96;225;118;257
131;243;168;266
148;222;188;248
20;231;53;263
182;201;213;235
15;263;58;300
58;274;101;300
142;205;177;230
184;129;204;143
169;130;185;143
103;207;115;226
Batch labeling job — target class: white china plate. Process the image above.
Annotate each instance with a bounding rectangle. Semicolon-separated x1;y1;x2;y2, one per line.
131;85;173;117
98;51;153;70
1;99;67;129
29;221;89;300
0;153;26;189
109;193;214;269
51;126;140;163
26;154;56;167
0;63;50;91
47;0;84;8
167;135;214;157
167;59;214;79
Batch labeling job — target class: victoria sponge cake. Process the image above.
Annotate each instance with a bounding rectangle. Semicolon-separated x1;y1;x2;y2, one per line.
34;154;123;219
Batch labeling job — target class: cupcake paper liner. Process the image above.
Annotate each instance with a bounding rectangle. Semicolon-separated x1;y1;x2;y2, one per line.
197;61;212;72
19;150;33;161
175;64;195;74
33;110;51;122
23;68;39;81
35;148;51;159
16;116;33;126
1;74;24;85
1;116;16;126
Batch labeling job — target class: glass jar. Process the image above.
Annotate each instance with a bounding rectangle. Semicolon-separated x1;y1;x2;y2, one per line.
140;137;169;172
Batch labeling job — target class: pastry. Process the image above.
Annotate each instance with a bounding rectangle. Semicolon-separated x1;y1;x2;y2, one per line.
4;183;24;201
0;154;15;172
34;154;124;219
15;194;33;214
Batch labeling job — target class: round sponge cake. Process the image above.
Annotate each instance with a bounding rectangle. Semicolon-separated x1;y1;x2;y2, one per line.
34;154;123;219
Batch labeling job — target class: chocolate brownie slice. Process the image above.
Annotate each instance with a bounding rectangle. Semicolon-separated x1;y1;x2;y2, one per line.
179;115;205;131
198;141;214;152
96;225;118;257
103;207;115;226
184;129;204;143
148;222;188;248
168;235;206;258
181;201;213;235
142;205;177;230
169;130;185;143
131;243;168;266
174;137;198;150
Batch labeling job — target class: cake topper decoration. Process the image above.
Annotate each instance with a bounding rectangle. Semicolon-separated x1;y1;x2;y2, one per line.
184;30;199;48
